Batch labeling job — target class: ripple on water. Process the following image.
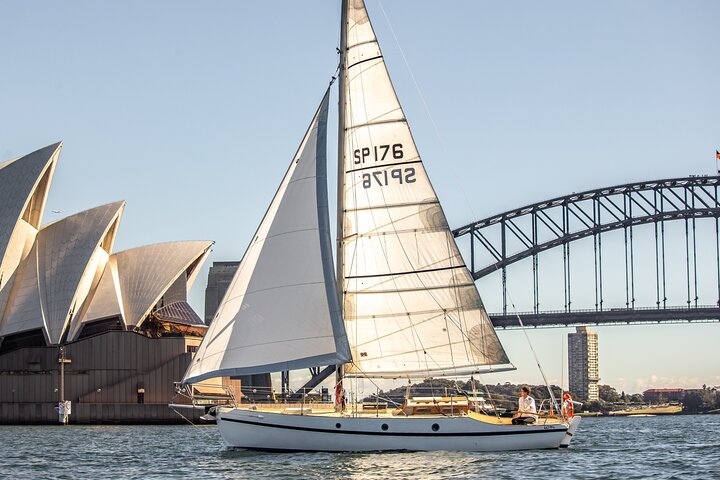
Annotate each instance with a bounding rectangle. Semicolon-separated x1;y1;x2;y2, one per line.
0;415;718;479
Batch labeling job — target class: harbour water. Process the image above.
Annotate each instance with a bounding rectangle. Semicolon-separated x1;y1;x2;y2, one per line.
1;415;718;479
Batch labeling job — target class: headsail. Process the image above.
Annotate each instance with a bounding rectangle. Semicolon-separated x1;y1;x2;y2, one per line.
183;88;350;385
338;0;512;378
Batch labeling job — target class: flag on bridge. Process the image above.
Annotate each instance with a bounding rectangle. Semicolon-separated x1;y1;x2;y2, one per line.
716;150;720;161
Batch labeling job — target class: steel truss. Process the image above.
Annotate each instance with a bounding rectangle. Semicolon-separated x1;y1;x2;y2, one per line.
452;176;720;319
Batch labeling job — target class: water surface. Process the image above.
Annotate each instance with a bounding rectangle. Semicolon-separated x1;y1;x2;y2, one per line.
1;415;717;479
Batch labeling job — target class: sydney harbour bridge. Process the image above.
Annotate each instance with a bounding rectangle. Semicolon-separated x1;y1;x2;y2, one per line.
452;175;720;328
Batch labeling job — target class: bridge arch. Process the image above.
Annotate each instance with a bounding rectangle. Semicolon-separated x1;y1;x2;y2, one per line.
452;176;720;319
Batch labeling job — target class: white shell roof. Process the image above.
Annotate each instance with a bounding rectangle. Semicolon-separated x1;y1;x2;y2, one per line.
71;240;212;338
72;255;123;331
115;240;212;328
0;143;60;317
0;143;60;257
0;201;125;344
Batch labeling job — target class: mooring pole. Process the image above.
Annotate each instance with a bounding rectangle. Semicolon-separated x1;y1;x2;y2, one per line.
57;346;71;424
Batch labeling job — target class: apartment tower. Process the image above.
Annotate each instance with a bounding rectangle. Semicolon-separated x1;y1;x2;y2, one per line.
568;326;599;401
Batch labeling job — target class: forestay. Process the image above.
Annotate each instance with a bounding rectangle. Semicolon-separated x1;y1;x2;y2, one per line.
184;89;351;385
339;0;512;378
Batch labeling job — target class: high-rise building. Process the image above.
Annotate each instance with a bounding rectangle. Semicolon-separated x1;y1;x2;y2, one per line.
568;326;599;401
204;261;240;324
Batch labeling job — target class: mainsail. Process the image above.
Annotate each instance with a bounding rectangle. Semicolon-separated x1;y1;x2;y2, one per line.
339;0;511;378
183;89;350;385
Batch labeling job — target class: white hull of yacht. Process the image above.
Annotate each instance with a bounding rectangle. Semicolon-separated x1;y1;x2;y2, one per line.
216;408;581;452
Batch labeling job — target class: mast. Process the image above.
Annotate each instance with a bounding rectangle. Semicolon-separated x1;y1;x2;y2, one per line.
335;0;348;407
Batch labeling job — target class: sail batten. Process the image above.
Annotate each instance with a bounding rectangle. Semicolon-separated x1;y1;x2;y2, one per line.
339;0;511;378
183;88;350;385
346;265;466;280
346;118;407;131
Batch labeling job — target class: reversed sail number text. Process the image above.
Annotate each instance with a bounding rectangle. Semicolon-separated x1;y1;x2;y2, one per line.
362;168;416;188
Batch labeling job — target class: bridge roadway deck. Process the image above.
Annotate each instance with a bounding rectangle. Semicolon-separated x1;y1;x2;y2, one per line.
489;305;720;328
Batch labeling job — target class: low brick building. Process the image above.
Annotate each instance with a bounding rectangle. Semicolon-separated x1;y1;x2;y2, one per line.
642;388;685;404
0;330;207;424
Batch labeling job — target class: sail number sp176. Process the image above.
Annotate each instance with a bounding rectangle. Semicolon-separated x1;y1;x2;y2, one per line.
353;143;404;164
353;143;417;189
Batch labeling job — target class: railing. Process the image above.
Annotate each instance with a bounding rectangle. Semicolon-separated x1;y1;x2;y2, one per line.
172;382;238;409
489;304;720;328
490;304;719;317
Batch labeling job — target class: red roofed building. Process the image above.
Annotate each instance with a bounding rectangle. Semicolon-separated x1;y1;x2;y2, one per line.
643;388;685;403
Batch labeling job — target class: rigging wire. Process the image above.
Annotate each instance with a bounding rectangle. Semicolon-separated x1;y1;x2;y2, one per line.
473;374;503;421
376;0;478;221
506;288;560;412
372;1;502;371
168;386;221;440
365;5;508;384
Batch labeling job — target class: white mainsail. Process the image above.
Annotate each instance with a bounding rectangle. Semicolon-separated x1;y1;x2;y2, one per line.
339;0;511;378
183;89;350;384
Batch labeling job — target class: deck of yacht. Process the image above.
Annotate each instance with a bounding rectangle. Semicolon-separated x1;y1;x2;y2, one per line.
233;397;566;425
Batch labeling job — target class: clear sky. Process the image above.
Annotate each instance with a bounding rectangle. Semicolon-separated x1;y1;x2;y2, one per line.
1;0;719;394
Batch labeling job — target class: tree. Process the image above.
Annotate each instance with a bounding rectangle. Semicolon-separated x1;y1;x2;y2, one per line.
599;384;620;403
585;400;606;413
682;391;704;413
682;390;717;413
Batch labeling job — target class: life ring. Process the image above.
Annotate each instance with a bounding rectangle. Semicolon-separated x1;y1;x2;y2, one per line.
562;393;574;418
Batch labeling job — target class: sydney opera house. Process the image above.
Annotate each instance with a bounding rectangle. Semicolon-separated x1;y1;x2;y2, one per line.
0;143;214;423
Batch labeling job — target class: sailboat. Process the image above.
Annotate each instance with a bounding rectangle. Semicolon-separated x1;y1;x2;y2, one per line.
182;0;581;452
